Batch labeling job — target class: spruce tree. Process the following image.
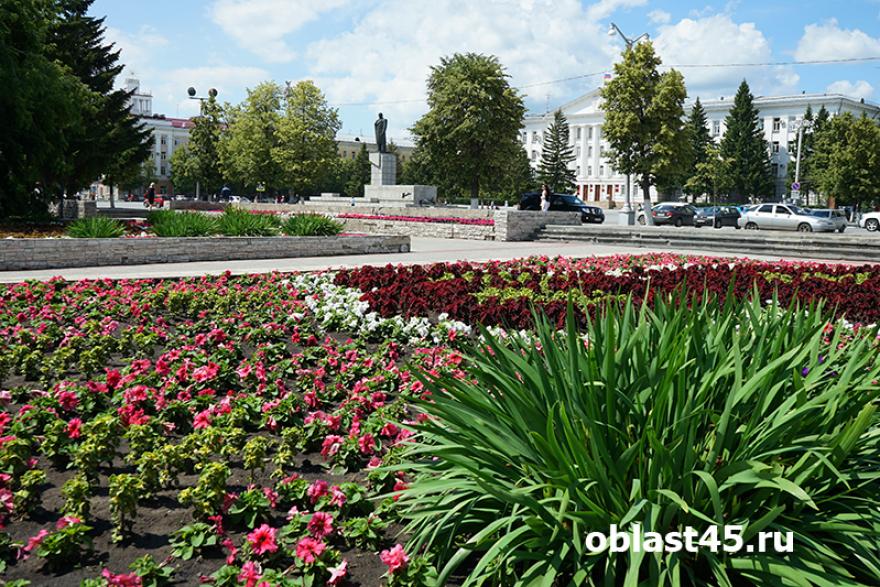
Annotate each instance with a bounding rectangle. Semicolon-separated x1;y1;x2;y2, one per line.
683;98;712;198
537;110;577;193
47;0;150;196
718;80;774;201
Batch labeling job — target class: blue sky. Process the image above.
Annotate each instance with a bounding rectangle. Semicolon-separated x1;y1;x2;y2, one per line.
94;0;880;142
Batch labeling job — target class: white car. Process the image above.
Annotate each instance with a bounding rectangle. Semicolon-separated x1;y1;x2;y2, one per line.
859;211;880;232
737;203;837;232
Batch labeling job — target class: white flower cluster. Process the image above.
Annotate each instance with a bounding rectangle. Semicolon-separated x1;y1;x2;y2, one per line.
284;273;471;344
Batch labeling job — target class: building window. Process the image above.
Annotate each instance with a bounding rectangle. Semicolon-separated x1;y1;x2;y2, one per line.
772;118;781;132
575;146;581;158
576;166;581;176
771;163;778;177
588;166;593;176
531;132;538;144
160;152;166;161
522;132;527;144
588;146;593;158
174;139;179;146
599;165;605;177
576;127;582;140
160;166;166;176
772;141;780;153
588;126;594;140
712;120;721;137
531;151;537;161
160;135;167;146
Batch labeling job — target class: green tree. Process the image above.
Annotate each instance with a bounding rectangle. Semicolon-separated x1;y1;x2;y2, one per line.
718;80;773;201
46;0;151;198
537;110;576;192
684;144;731;200
0;0;89;216
683;98;713;200
177;94;225;198
411;53;525;204
272;80;341;198
485;144;534;204
344;144;371;197
811;112;880;208
116;158;156;198
219;82;285;196
601;41;690;225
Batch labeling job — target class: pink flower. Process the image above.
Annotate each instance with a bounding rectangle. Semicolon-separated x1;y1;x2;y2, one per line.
22;528;49;557
55;515;81;529
192;362;220;383
380;423;399;437
101;569;143;587
321;435;344;459
66;417;82;439
307;511;334;539
295;537;326;564
307;480;329;503
329;485;346;508
238;560;262;587
327;560;348;585
193;409;212;429
380;544;409;574
57;390;78;411
246;524;278;556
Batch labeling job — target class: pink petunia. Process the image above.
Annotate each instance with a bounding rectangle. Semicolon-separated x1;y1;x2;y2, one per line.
307;511;334;539
307;480;329;503
66;417;82;439
295;537;326;564
327;560;348;585
193;409;212;430
246;524;278;556
238;560;262;587
380;544;409;574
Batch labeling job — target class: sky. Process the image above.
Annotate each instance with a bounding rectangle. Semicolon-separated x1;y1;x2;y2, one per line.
94;0;880;143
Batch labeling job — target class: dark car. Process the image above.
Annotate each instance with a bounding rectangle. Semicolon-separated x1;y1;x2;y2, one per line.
519;192;605;223
694;206;741;228
637;203;697;227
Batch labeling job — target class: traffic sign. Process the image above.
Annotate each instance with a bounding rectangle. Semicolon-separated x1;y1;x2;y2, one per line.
256;183;266;192
791;182;800;191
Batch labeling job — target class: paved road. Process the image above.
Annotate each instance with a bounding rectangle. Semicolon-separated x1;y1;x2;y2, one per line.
0;237;869;284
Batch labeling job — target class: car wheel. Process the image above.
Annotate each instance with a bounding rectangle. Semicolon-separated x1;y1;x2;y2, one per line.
866;218;879;232
714;219;722;229
638;215;646;226
745;222;758;230
797;223;813;233
838;226;846;233
674;217;683;228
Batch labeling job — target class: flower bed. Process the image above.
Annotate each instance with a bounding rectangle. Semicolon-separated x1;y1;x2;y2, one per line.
336;213;495;226
335;253;880;327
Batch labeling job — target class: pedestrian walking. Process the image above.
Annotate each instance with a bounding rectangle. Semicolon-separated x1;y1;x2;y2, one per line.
145;183;156;209
540;184;551;213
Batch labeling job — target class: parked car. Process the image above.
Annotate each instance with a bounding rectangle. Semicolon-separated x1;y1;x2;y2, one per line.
808;209;848;232
738;203;836;232
694;206;741;228
637;203;697;227
229;195;252;203
859;211;880;232
519;192;605;223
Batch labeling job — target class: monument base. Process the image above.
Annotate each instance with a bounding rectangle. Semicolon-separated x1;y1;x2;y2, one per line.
370;153;397;186
364;185;437;207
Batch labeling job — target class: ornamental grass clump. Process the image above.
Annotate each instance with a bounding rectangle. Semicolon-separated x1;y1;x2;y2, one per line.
281;213;343;237
399;294;880;586
66;217;126;238
148;210;217;237
216;207;280;236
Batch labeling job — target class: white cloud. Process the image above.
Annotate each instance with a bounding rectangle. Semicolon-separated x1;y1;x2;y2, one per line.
304;0;638;136
794;19;880;61
826;79;874;100
648;9;671;24
104;25;169;76
654;14;798;99
211;0;349;63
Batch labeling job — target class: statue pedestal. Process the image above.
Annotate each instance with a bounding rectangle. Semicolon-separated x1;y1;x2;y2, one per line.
364;185;437;206
370;153;397;186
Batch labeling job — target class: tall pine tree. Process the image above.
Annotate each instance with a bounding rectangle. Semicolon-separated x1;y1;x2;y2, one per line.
718;80;774;201
47;0;150;197
683;98;712;199
537;110;577;193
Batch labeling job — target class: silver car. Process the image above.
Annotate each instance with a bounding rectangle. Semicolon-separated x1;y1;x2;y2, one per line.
738;203;837;232
808;209;847;232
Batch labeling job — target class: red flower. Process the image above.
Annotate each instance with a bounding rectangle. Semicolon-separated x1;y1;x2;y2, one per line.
56;515;81;529
101;569;143;587
66;418;82;439
307;511;334;538
321;435;344;459
380;544;409;574
246;524;278;556
238;560;262;587
193;410;212;430
358;433;376;455
307;480;329;503
295;537;326;563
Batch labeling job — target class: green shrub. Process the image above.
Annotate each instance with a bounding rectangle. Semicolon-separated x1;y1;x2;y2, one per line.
216;207;280;236
399;295;880;586
148;210;217;237
66;217;125;238
281;213;343;237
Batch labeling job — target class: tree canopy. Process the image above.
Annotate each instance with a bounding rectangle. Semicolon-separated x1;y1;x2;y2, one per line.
811;112;880;208
718;81;774;201
411;53;525;202
537;110;576;193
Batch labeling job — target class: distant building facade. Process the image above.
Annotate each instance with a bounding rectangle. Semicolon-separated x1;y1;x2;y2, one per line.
522;88;880;205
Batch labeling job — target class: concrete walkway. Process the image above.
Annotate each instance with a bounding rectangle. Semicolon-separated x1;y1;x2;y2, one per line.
0;237;866;283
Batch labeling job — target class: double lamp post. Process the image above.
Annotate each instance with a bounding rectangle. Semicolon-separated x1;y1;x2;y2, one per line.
187;86;218;201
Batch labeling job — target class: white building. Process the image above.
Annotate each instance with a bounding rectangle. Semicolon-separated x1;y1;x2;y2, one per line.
522;88;880;206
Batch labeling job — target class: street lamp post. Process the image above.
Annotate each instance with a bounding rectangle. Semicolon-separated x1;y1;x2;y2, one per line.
792;118;812;206
607;23;649;226
187;87;218;201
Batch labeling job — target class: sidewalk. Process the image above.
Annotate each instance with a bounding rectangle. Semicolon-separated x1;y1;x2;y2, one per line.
0;237;859;283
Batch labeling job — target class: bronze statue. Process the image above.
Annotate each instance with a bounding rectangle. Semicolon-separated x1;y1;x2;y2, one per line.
374;113;388;153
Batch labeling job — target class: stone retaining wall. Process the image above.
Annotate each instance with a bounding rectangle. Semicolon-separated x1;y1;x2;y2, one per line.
340;218;493;240
0;235;410;271
494;210;582;241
